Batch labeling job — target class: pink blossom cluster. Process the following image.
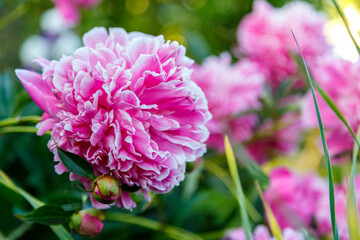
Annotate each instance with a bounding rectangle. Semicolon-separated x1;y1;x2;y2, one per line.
191;53;264;151
224;225;304;240
53;0;100;24
236;0;330;90
16;27;211;209
265;167;360;239
302;56;360;161
265;168;327;230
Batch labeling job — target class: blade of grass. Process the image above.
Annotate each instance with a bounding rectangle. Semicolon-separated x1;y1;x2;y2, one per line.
224;136;252;240
291;31;339;240
331;0;360;55
347;127;360;240
255;181;282;240
204;161;262;222
313;80;360;147
0;170;73;240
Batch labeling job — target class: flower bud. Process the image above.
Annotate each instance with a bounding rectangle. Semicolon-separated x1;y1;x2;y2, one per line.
91;175;120;204
70;209;105;236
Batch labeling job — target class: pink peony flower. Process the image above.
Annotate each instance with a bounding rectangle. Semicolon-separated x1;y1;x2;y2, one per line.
224;225;304;240
246;112;301;163
16;27;211;210
236;0;329;90
264;167;327;230
302;55;360;161
53;0;100;24
191;53;265;151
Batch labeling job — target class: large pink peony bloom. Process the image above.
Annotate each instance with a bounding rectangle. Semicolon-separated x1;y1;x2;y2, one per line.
236;0;329;90
264;167;327;230
53;0;100;24
224;224;304;240
16;27;211;209
302;56;360;160
191;53;265;151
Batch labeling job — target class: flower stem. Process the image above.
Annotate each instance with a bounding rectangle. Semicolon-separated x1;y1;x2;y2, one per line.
0;115;41;127
105;212;203;240
0;2;27;31
0;126;39;135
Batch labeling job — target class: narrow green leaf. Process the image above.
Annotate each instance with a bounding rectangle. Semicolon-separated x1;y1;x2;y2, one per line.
224;136;252;240
57;147;95;179
16;205;69;226
232;143;269;188
331;0;360;55
255;181;283;240
0;170;74;240
291;31;339;240
313;81;360;147
204;161;262;223
347;128;360;240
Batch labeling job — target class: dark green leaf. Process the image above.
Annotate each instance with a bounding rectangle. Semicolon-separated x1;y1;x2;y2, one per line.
57;147;95;179
16;205;69;226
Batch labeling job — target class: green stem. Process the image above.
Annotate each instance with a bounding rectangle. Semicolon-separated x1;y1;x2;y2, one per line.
0;230;6;240
105;212;203;240
7;223;32;240
0;126;51;135
0;116;41;127
331;0;360;55
0;126;40;135
0;2;27;31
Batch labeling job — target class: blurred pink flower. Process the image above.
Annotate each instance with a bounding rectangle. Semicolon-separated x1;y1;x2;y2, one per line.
224;224;304;240
315;175;360;239
302;56;360;160
192;53;265;151
236;0;329;90
264;167;327;230
53;0;100;24
246;112;301;163
16;27;211;210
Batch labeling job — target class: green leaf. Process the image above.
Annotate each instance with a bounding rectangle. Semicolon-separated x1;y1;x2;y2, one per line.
255;181;283;240
16;205;69;226
224;135;252;240
347;127;360;240
312;81;360;147
0;170;74;240
57;147;95;179
331;0;360;55
291;31;339;240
